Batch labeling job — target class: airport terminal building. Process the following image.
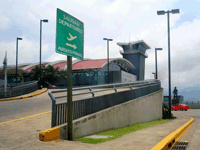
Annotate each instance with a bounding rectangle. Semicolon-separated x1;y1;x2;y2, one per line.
0;40;151;87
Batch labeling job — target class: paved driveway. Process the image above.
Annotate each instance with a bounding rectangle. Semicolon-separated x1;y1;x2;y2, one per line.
172;109;200;149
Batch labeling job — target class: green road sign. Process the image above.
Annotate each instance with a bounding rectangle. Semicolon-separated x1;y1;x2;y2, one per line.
56;8;84;59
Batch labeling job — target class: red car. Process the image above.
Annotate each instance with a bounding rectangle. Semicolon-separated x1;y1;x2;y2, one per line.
171;103;189;111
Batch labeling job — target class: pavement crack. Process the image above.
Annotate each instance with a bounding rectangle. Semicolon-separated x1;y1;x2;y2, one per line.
10;140;38;150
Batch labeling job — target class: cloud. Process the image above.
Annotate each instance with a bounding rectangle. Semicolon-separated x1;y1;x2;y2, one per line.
45;52;67;62
0;37;50;65
0;11;12;31
1;0;200;91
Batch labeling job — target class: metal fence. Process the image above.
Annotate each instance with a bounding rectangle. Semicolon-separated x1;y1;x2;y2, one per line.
184;101;200;106
0;81;38;98
48;79;161;127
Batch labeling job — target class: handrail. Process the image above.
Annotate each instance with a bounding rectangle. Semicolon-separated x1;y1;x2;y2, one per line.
0;81;38;98
49;79;161;127
48;79;161;102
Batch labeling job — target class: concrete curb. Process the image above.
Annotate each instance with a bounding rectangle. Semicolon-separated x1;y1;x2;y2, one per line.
39;118;194;144
151;117;194;150
39;126;60;142
0;88;48;101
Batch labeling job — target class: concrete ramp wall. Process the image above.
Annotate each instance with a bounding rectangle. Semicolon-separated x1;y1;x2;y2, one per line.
59;88;163;139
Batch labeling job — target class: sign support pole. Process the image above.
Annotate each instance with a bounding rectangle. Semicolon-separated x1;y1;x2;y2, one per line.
67;56;73;140
56;8;83;140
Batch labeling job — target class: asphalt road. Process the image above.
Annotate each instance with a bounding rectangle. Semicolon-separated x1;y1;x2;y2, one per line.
0;87;135;150
172;109;200;149
0;88;195;150
0;88;127;123
0;92;51;123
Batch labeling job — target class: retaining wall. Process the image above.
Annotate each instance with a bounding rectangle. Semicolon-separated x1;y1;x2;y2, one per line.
59;88;163;139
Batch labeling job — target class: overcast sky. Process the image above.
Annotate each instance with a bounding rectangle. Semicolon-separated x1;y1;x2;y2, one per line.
0;0;200;91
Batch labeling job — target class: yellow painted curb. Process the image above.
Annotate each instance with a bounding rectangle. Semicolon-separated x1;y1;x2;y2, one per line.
0;88;48;101
151;118;194;150
39;127;60;142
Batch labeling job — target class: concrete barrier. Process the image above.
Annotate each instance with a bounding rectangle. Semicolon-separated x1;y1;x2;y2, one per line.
39;127;60;142
151;117;194;150
39;89;163;141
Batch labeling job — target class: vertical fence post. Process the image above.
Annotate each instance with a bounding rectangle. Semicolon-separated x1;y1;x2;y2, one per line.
113;85;117;92
129;83;132;89
51;99;56;127
89;88;94;97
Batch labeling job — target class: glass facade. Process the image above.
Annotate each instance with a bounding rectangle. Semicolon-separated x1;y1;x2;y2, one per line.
73;72;98;86
163;96;184;103
98;63;120;84
0;76;21;84
72;63;121;86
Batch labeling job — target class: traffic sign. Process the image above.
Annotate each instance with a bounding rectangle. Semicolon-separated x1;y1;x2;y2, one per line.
56;8;84;59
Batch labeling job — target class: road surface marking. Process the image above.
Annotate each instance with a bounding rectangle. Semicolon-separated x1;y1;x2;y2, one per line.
0;111;51;125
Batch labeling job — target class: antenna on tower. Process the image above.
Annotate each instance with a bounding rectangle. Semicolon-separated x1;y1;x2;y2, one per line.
129;33;130;43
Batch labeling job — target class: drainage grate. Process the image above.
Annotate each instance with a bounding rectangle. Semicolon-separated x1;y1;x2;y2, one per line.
171;141;189;150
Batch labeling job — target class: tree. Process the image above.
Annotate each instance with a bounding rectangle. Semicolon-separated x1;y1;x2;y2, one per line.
29;65;60;87
29;66;41;81
42;65;60;87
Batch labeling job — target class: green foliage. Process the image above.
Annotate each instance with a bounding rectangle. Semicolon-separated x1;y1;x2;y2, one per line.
188;106;200;109
29;65;61;87
75;119;170;144
43;65;60;86
29;66;41;81
162;104;176;119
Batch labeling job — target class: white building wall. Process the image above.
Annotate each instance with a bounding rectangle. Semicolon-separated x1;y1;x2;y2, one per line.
121;70;137;82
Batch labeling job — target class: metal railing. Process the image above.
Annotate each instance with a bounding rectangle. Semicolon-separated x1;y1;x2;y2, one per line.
48;79;161;127
184;101;200;106
0;81;38;98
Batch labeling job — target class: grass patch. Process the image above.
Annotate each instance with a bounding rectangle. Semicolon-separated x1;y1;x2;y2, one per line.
75;119;171;144
188;106;200;109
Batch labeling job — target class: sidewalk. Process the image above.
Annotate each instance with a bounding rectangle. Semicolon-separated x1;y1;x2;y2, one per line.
0;88;47;101
0;113;191;150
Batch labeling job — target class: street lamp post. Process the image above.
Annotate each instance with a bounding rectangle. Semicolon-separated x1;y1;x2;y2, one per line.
157;9;180;118
155;48;163;79
16;37;23;82
103;38;113;84
39;19;48;88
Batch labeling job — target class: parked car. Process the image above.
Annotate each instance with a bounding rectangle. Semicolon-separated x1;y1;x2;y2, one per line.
48;85;59;89
171;103;189;111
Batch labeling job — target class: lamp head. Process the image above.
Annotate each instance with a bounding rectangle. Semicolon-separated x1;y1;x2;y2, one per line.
42;19;48;22
157;10;165;15
103;38;113;41
17;37;23;40
155;48;163;50
172;9;179;14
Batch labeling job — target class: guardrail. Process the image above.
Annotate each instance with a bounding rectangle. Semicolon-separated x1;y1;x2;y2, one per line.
48;79;161;127
0;81;38;98
185;101;200;106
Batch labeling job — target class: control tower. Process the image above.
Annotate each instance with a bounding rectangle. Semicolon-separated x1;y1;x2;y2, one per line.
117;40;151;81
